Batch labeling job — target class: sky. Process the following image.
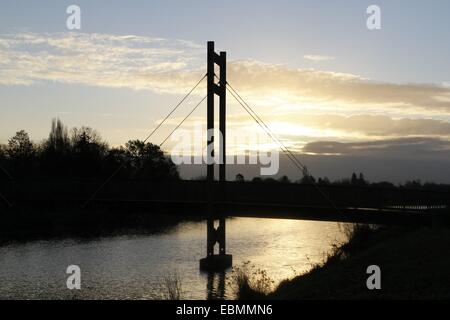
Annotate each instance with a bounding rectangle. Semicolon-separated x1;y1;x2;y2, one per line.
1;0;450;182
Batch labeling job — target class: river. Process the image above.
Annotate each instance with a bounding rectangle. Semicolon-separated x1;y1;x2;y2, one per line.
0;217;348;299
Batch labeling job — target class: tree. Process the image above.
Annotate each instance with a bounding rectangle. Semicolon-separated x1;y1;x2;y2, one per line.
351;172;367;186
71;127;104;148
0;144;6;159
299;166;315;184
123;140;179;180
0;145;6;175
404;180;422;189
70;127;108;177
46;118;70;154
5;130;36;177
358;173;367;186
351;172;358;185
0;144;11;178
262;177;277;183
40;119;72;177
7;130;35;160
318;177;330;185
278;175;291;183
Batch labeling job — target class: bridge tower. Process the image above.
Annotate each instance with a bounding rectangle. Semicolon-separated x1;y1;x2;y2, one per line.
199;41;232;271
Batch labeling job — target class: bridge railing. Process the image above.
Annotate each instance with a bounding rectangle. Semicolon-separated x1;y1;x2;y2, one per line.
1;179;449;210
216;182;450;210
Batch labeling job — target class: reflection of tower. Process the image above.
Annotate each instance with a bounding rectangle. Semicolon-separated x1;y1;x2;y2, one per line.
199;41;232;271
206;271;226;300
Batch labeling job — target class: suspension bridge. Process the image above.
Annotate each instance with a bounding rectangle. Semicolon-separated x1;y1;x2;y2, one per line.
1;41;449;271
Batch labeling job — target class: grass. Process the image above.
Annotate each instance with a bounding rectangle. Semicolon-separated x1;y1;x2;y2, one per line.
237;224;450;299
229;261;275;300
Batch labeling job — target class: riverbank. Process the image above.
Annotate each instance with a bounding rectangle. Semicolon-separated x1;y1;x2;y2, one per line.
0;207;205;243
239;225;450;299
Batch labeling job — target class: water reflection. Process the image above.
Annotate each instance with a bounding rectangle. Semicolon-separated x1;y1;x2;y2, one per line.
206;272;226;300
0;217;347;299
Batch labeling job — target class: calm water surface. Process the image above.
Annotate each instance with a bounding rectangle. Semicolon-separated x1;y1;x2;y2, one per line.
0;217;347;299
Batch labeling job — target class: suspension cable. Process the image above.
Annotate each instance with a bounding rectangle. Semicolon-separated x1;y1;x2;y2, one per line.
82;73;207;208
0;192;13;208
0;164;14;207
143;73;206;144
225;81;304;168
0;164;13;181
160;95;207;147
216;75;305;169
225;79;342;214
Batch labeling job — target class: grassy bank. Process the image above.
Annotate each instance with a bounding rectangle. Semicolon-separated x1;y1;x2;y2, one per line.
238;224;450;299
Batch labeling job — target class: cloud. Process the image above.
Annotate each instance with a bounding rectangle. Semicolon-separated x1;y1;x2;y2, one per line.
303;54;335;62
226;60;450;115
267;114;450;138
302;137;450;158
163;112;450;146
1;32;450;116
2;31;450;144
0;32;205;92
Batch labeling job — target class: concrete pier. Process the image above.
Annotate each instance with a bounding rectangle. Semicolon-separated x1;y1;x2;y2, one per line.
200;254;232;272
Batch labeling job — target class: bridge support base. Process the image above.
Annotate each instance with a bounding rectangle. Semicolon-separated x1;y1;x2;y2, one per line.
200;254;232;272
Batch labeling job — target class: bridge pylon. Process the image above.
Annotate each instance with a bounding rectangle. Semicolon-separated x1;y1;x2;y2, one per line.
199;41;232;271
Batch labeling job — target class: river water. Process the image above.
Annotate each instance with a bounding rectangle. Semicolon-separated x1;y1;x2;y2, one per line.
0;217;347;299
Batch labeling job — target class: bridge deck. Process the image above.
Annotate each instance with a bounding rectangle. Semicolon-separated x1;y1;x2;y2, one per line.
1;180;449;226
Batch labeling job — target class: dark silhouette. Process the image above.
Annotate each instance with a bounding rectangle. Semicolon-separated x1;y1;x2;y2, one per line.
1;120;450;194
122;140;179;180
0;118;179;181
1;119;450;241
70;126;108;178
5;130;36;178
278;175;291;183
199;41;231;272
351;172;368;186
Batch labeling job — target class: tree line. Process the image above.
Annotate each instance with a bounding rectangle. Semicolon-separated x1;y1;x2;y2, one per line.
234;168;450;192
0;119;179;181
1;119;449;191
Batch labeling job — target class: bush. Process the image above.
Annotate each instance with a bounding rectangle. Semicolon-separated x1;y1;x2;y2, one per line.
229;261;274;300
